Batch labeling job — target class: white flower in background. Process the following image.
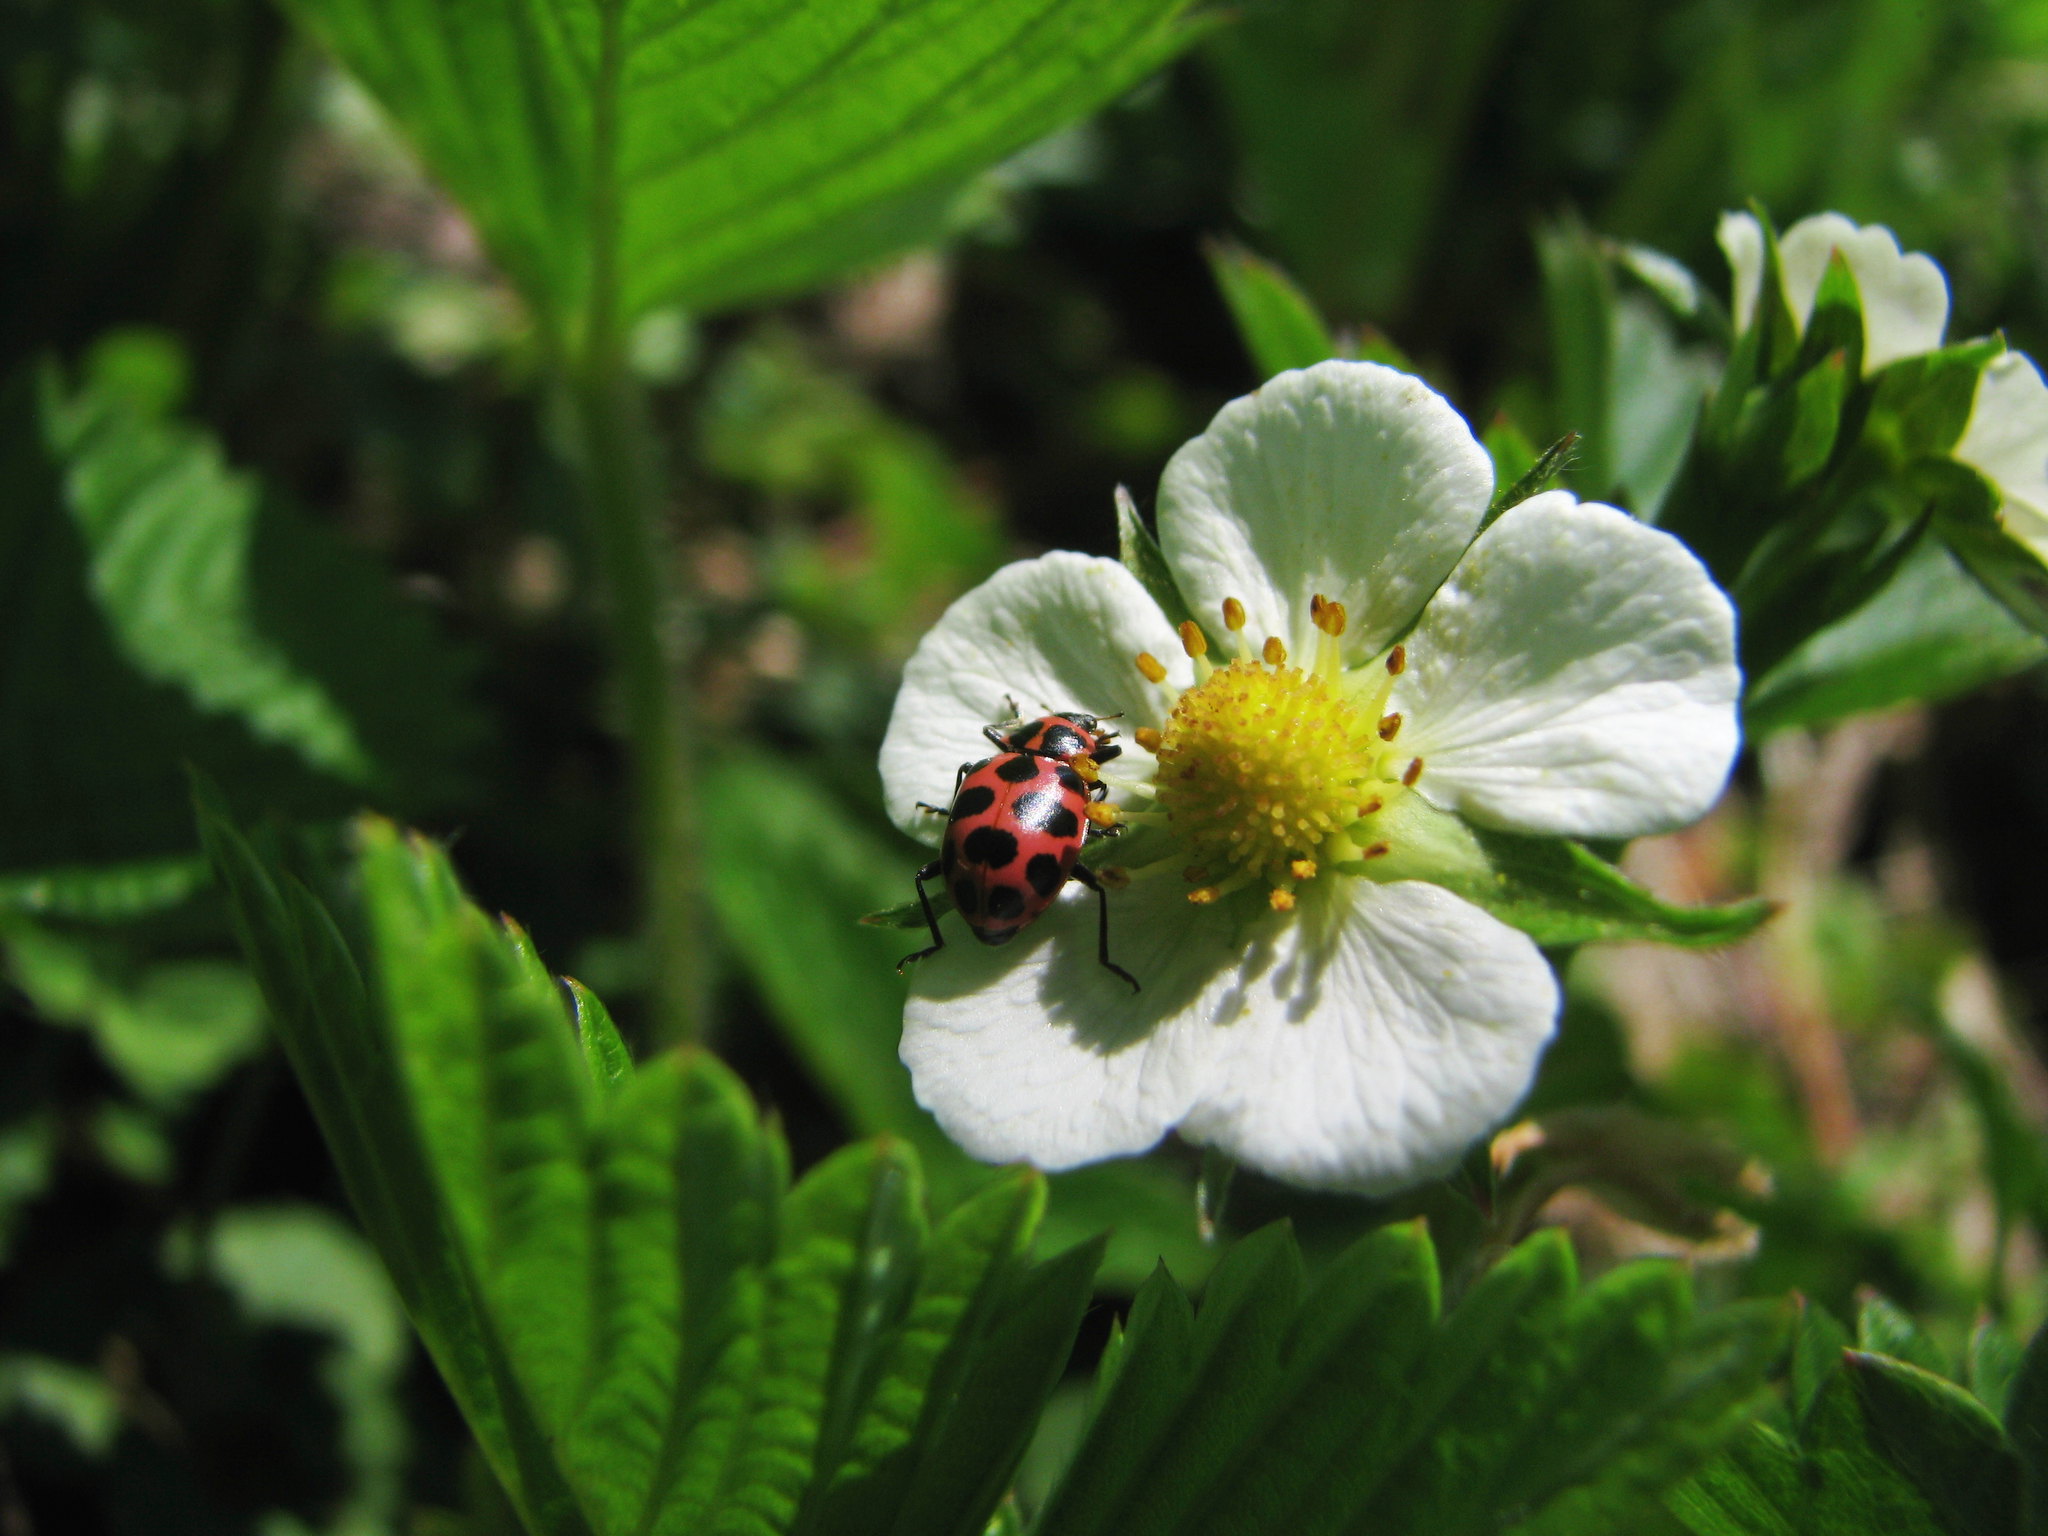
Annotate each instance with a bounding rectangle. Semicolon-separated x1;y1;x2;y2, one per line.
1719;209;2048;560
880;361;1739;1193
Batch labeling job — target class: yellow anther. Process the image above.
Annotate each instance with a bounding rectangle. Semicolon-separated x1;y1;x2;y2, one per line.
1377;712;1403;741
1313;600;1348;637
1071;754;1101;782
1136;651;1168;684
1386;644;1407;675
1290;859;1317;881
1133;726;1163;752
1262;636;1287;666
1085;801;1120;828
1268;888;1296;912
1402;757;1424;787
1188;886;1222;905
1178;620;1208;658
1222;597;1246;631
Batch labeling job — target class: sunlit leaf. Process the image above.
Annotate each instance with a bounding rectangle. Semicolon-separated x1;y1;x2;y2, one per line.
1204;241;1340;380
287;0;1199;338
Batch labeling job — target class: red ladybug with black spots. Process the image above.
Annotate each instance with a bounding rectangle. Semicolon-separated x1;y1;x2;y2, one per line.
898;716;1138;992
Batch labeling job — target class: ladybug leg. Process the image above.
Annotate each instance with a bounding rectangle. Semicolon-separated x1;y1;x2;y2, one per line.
915;801;948;816
982;723;1011;752
896;860;948;974
1069;864;1140;993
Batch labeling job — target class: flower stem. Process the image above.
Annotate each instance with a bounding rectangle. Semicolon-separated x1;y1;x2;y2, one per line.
570;353;704;1048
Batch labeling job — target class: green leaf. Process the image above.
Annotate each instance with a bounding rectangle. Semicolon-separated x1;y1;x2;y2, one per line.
1537;215;1618;499
1486;430;1580;524
0;918;267;1107
203;795;1100;1536
1934;460;2048;640
0;856;210;921
1204;241;1341;380
1361;796;1773;950
286;0;1199;339
1035;1223;1783;1536
1744;539;2046;736
1856;1294;1948;1378
1846;1352;2022;1535
2010;1320;2048;1536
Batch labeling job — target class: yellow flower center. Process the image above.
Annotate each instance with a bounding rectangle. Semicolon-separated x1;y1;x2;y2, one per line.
1130;597;1422;911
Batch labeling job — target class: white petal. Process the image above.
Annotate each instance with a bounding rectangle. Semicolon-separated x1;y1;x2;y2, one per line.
899;870;1237;1170
1955;350;2048;561
1177;880;1558;1194
879;553;1186;842
1777;213;1949;372
1393;492;1740;837
1155;361;1493;658
1718;210;1765;337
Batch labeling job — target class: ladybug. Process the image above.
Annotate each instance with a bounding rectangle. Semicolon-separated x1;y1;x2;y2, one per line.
898;742;1138;992
980;708;1123;767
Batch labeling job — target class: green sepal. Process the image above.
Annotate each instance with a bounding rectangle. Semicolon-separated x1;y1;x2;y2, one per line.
1792;250;1865;381
1356;797;1774;950
1845;1352;2023;1535
1115;484;1196;631
1929;456;2048;639
1865;335;2005;460
1485;430;1580;525
2009;1319;2048;1534
1205;241;1341;380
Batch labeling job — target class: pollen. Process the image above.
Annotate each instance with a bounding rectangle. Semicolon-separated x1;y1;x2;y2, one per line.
1149;599;1418;907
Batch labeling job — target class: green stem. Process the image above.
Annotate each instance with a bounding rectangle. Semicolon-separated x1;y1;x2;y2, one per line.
570;354;703;1047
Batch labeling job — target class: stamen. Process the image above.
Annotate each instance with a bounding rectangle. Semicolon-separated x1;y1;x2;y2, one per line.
1183;865;1210;883
1136;652;1167;684
1188;886;1222;905
1290;859;1317;881
1085;802;1120;828
1133;726;1163;752
1262;636;1287;666
1386;644;1406;675
1357;796;1383;816
1178;621;1208;658
1313;600;1348;637
1360;842;1391;859
1071;755;1102;782
1268;888;1296;912
1222;597;1246;631
1378;712;1403;741
1096;866;1131;889
1403;757;1424;786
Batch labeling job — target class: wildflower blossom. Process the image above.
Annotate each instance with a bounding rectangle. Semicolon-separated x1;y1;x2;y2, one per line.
1719;209;2048;560
880;362;1739;1192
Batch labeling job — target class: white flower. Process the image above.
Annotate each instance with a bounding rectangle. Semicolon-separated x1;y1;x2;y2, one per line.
879;362;1740;1193
1719;209;2048;562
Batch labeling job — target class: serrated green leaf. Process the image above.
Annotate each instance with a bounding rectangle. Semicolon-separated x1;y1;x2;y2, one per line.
1205;241;1340;380
289;0;1198;340
1038;1223;1781;1536
1363;796;1773;949
205;795;1097;1536
1846;1352;2022;1535
1744;539;2046;736
1856;1296;1948;1378
2010;1320;2048;1536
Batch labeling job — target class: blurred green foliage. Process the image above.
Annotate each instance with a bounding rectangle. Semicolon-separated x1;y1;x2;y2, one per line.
4;0;2048;1529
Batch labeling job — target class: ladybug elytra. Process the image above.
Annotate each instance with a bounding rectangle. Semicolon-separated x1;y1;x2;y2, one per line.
898;710;1138;992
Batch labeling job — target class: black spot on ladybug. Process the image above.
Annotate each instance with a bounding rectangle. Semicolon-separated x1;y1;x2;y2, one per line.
1056;765;1087;794
1025;853;1063;897
952;877;978;917
1006;722;1044;749
950;784;996;819
1042;725;1085;757
996;754;1040;783
985;884;1026;920
942;840;957;875
1045;806;1080;840
963;826;1020;868
1009;790;1058;830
